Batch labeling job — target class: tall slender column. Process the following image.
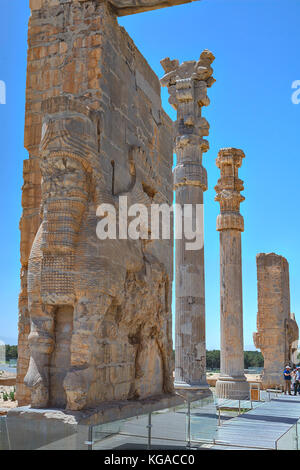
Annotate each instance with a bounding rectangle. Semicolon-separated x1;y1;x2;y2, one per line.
215;148;249;399
160;51;215;391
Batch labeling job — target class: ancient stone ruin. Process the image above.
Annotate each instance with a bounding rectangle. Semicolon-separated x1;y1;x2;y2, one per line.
14;1;299;434
254;253;299;389
109;0;198;15
214;148;249;399
17;0;205;411
290;313;299;364
160;51;215;392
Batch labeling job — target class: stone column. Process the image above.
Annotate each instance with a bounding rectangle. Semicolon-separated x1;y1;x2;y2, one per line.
215;148;249;399
160;51;215;392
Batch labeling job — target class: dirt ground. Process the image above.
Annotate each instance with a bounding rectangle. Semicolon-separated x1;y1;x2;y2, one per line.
0;370;17;412
206;372;261;387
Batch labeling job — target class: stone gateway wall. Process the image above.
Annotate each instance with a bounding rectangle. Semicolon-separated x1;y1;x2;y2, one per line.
30;0;198;16
253;253;298;389
17;0;174;410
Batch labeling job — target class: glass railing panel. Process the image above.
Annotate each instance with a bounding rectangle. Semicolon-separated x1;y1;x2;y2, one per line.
297;420;300;450
92;432;149;450
91;403;190;450
276;424;298;450
0;416;9;450
190;396;218;444
36;424;90;450
143;436;187;450
92;414;149;450
150;402;188;445
6;411;90;450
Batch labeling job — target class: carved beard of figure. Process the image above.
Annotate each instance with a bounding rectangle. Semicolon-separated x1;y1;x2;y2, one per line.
24;123;94;407
39;154;90;305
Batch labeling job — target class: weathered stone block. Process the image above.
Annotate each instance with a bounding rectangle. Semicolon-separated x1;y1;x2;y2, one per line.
17;0;174;412
253;253;298;389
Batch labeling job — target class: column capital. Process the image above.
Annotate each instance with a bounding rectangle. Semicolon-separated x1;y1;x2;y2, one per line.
216;147;245;169
215;147;245;232
160;50;215;90
160;50;215;191
160;52;215;148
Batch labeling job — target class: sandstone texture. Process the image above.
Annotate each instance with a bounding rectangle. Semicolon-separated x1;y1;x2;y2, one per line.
215;148;249;399
18;0;174;411
30;0;199;16
110;0;198;16
160;51;215;390
253;253;299;389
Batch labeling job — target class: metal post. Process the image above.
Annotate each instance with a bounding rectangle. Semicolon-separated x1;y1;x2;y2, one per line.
186;400;191;449
87;426;93;451
238;400;241;415
147;413;152;450
5;417;11;451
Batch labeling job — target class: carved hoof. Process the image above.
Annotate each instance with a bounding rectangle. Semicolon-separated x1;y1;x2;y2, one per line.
164;377;175;394
65;390;87;411
24;357;49;408
30;384;49;409
63;369;92;411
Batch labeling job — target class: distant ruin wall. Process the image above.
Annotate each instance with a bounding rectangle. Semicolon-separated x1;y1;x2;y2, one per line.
253;253;298;389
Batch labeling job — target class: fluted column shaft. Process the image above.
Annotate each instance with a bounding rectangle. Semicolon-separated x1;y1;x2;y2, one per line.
175;186;206;386
220;229;244;377
215;148;249;399
161;51;215;390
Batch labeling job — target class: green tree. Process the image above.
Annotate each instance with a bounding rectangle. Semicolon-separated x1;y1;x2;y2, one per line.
205;350;263;370
206;350;220;370
5;345;18;361
244;351;264;368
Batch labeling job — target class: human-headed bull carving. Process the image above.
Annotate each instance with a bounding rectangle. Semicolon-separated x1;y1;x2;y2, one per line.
24;97;173;410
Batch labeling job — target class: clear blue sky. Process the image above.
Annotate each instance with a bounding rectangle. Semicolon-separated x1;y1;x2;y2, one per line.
0;0;299;349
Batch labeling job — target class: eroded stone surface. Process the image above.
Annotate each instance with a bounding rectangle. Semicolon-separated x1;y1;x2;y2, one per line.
253;253;299;389
215;148;249;399
30;0;199;16
160;51;215;389
18;0;174;411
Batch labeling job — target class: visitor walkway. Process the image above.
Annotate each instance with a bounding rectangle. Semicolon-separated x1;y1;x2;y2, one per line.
212;395;300;450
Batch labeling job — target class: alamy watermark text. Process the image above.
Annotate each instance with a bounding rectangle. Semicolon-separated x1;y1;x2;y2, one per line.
0;80;6;105
96;197;204;251
291;80;300;104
